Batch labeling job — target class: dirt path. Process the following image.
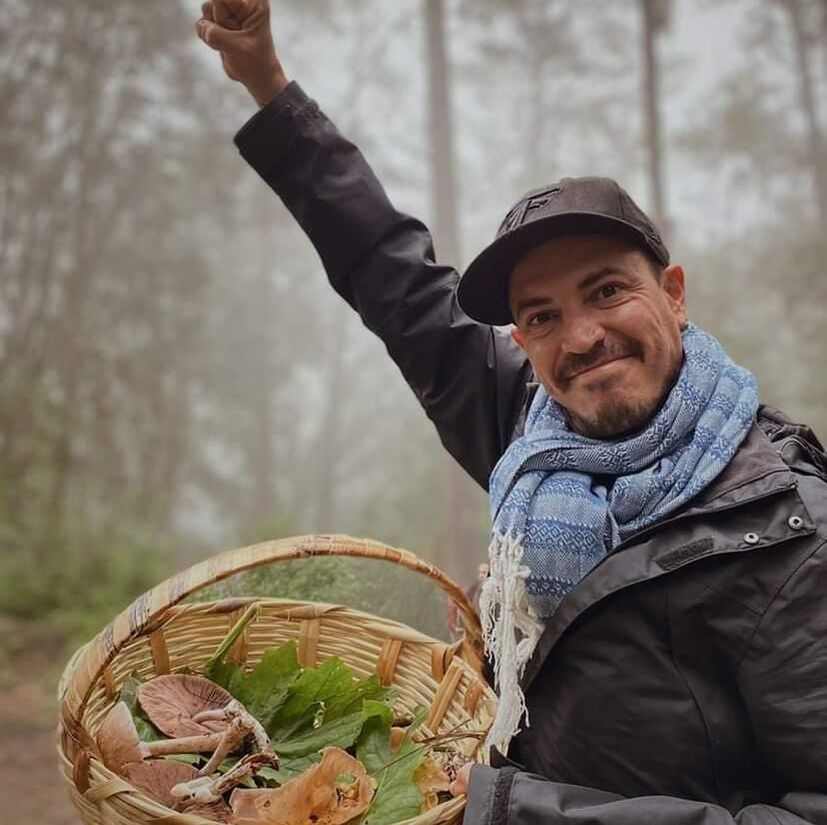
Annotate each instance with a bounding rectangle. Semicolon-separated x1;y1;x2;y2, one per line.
0;617;81;824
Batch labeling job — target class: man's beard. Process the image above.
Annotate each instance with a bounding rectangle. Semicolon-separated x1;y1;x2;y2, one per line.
563;358;683;440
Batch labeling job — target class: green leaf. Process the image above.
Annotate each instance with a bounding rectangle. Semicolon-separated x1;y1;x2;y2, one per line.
118;673;164;743
203;656;241;690
324;674;393;721
163;753;201;765
225;642;302;729
258;754;321;786
274;710;368;759
267;658;392;741
202;603;259;689
264;700;392;786
217;758;257;788
362;699;394;727
358;707;427;825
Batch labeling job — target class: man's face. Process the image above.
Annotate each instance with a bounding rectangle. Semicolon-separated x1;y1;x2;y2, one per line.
508;234;687;439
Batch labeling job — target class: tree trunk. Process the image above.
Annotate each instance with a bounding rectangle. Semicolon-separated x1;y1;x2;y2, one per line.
782;0;827;229
425;0;462;267
424;0;484;581
640;0;670;239
821;0;827;83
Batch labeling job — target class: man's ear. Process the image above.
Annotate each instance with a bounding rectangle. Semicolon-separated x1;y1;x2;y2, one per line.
661;264;688;328
511;326;526;350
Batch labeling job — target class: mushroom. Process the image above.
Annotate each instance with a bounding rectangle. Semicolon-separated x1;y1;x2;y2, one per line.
137;674;277;776
191;699;277;777
138;674;235;737
123;760;232;823
170;752;280;809
230;747;376;825
96;702;228;774
96;702;145;773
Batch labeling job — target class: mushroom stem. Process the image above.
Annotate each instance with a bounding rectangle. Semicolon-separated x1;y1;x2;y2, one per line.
212;751;279;796
198;715;251;777
144;732;226;757
172;752;279;809
193;699;278;777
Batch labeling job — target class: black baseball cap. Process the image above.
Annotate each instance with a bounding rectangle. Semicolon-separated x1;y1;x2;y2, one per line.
457;176;670;325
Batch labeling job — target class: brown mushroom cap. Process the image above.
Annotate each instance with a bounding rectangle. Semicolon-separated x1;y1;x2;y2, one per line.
137;675;234;737
124;760;232;823
230;747;375;825
96;701;144;774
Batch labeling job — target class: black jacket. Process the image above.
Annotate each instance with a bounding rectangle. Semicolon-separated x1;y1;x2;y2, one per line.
235;82;827;825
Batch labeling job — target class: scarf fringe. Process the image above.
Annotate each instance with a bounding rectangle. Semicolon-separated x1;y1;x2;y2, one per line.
480;530;545;755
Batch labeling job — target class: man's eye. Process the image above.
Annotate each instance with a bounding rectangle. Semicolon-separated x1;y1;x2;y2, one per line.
527;311;553;327
597;284;620;300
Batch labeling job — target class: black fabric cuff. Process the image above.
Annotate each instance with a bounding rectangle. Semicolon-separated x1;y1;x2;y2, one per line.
466;765;519;825
490;767;519;825
233;81;321;175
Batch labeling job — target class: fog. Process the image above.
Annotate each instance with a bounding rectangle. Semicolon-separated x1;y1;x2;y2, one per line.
1;2;825;817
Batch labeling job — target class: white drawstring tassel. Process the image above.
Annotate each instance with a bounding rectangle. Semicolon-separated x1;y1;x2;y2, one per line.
479;530;545;755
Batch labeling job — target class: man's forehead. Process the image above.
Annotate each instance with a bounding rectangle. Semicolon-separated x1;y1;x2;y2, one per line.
513;234;643;276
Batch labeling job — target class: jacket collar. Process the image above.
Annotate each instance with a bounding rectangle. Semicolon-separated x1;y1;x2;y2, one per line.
518;419;815;692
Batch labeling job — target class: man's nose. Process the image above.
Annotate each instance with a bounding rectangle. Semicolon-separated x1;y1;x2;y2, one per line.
559;313;605;354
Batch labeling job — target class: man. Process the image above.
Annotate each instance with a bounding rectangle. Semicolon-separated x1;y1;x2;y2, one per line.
196;2;827;823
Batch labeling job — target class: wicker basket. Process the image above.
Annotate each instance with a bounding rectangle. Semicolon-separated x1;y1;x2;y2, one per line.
57;534;497;825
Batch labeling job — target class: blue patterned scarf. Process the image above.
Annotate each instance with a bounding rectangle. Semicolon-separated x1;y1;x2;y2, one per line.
480;323;759;752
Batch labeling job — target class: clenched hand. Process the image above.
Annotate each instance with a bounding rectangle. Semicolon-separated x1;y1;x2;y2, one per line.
196;0;288;106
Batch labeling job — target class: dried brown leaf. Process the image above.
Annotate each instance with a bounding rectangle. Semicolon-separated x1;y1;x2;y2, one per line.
414;755;451;795
230;746;376;825
414;756;451;812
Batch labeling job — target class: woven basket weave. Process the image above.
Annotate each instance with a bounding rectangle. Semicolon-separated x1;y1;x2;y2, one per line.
57;534;497;825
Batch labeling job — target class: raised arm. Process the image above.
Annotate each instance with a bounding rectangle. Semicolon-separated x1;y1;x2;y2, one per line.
195;0;532;489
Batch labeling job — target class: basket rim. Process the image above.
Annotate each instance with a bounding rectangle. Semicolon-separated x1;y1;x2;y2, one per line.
61;535;485;731
59;594;491;703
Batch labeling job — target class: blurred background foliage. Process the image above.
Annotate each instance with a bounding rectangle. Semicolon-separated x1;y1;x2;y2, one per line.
1;0;826;654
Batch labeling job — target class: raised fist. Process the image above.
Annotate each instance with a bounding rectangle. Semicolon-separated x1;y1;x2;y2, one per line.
196;0;288;106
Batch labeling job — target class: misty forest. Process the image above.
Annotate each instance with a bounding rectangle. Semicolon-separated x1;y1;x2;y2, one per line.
1;4;826;816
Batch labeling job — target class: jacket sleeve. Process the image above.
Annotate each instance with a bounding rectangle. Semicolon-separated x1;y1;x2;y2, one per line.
464;538;827;825
233;82;532;489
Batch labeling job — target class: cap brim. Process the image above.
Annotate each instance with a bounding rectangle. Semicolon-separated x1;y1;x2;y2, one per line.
457;212;664;325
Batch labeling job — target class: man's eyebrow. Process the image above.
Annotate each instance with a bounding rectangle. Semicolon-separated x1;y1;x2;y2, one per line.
513;266;632;317
577;266;630;291
513;295;558;317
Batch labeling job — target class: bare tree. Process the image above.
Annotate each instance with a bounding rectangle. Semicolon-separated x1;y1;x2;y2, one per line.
640;0;672;239
777;0;827;228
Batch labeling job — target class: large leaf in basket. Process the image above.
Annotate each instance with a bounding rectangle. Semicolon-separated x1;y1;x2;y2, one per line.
257;753;321;786
201;607;304;730
259;701;392;786
266;657;392;741
222;642;302;730
357;705;427;825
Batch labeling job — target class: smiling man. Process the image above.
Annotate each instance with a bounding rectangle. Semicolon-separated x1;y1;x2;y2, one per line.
196;2;827;824
463;178;688;433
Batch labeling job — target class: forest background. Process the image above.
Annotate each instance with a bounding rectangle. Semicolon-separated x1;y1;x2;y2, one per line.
1;1;826;820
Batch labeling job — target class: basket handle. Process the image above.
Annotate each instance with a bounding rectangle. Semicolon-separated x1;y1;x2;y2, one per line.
60;533;485;741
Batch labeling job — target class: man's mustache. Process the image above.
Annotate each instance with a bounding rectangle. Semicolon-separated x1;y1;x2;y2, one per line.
558;339;642;382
